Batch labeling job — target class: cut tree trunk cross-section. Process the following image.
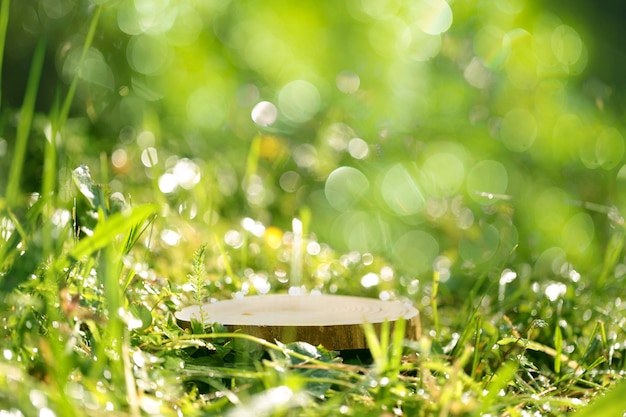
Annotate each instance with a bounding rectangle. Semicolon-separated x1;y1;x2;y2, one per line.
176;294;420;351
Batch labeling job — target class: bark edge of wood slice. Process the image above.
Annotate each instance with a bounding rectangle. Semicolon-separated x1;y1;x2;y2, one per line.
175;294;420;351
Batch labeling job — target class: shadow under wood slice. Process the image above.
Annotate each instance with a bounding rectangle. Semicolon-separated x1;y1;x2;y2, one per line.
176;294;420;351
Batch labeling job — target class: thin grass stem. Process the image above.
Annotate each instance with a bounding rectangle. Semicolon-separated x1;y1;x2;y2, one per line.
5;38;46;203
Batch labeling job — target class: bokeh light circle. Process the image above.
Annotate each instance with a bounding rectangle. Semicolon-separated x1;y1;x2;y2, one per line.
533;187;570;232
381;164;426;216
551;25;583;66
251;101;278;127
324;166;370;211
414;0;453;35
187;86;227;130
400;25;442;61
467;160;508;204
562;213;594;254
336;71;360;94
127;34;170;75
420;153;465;197
596;127;624;170
473;26;510;69
459;224;500;264
168;5;202;46
348;138;369;159
500;108;537;152
337;211;383;252
278;80;321;124
392;231;439;274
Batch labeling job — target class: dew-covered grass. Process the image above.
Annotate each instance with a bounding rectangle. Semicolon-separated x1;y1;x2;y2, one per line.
2;1;626;416
1;163;625;416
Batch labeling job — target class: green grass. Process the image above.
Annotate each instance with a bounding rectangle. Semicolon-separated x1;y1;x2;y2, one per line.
1;2;626;416
0;162;623;416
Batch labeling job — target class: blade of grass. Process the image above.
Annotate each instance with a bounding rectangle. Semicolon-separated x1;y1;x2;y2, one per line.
41;90;62;257
67;204;158;262
573;379;626;417
481;360;518;413
362;320;386;374
389;317;406;371
5;38;46;203
56;5;102;131
0;0;9;109
471;314;482;379
497;337;581;370
554;325;563;375
597;230;624;288
213;232;237;284
452;310;479;359
431;270;440;338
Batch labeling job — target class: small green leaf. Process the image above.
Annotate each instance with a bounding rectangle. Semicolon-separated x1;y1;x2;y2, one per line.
130;303;152;332
284;341;321;365
69;204;157;261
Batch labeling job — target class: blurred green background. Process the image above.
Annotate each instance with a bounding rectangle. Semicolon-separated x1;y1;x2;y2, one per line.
2;0;626;297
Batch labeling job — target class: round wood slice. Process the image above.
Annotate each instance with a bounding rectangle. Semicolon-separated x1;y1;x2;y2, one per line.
176;294;420;351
